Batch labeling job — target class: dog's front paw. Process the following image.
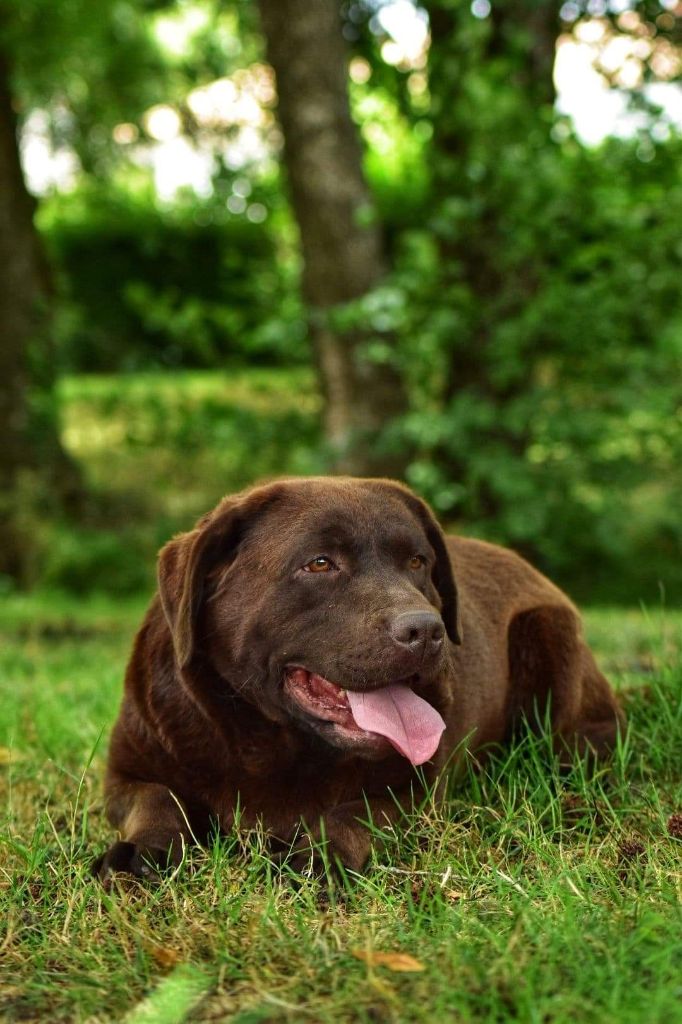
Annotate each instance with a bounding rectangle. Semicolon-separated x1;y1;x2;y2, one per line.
276;814;371;878
93;838;184;885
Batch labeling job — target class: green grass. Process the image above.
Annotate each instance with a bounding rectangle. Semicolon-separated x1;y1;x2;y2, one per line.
2;368;681;1018
1;599;681;1023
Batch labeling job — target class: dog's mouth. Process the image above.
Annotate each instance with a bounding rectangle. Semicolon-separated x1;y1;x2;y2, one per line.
283;667;445;766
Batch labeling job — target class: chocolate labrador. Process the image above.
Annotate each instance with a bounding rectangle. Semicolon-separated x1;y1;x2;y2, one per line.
95;477;624;879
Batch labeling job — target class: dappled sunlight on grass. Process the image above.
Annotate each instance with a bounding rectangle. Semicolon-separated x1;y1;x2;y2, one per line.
59;368;322;520
36;370;326;593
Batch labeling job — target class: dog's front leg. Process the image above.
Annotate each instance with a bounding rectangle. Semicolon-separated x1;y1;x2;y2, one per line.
280;791;414;876
94;779;191;882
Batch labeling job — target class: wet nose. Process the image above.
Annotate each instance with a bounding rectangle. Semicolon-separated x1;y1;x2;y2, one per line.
389;611;445;660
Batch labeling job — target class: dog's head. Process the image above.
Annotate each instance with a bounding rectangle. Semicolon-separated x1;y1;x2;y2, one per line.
157;478;461;763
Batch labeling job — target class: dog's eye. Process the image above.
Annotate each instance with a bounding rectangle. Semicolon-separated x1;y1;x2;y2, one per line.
408;555;426;570
303;556;336;574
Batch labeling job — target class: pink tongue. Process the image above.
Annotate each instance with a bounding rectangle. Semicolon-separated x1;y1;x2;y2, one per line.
346;684;446;766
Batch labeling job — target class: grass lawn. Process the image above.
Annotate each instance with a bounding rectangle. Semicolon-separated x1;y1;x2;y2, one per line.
1;597;680;1023
1;368;680;1020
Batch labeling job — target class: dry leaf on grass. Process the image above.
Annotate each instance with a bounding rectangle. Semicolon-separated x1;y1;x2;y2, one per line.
352;950;425;972
146;944;181;968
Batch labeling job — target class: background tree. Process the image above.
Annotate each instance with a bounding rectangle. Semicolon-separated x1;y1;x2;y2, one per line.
257;0;406;473
0;44;80;579
0;0;166;579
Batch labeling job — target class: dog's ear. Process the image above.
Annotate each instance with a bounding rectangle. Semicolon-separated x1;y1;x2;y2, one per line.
374;480;463;645
157;485;284;668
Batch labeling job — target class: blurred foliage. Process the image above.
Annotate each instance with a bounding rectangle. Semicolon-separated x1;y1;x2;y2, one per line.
36;370;322;594
1;0;167;174
40;180;306;371
1;0;261;173
1;0;681;600
393;135;682;595
346;0;682;600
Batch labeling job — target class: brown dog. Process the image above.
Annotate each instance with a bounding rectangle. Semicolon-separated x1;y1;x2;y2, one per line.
95;477;624;879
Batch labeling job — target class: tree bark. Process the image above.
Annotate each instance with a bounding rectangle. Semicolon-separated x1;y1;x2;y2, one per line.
0;51;80;580
257;0;406;475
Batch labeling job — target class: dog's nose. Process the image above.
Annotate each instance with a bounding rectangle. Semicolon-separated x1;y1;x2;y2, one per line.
389;611;445;660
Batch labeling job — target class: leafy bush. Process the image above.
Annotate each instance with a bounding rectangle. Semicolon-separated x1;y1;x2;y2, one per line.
40;525;154;595
388;133;682;602
40;182;307;372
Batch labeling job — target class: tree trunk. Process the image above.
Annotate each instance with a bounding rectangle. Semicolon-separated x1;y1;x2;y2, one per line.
0;51;80;580
257;0;406;475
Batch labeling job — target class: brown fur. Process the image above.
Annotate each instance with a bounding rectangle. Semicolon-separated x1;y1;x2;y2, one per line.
94;477;624;879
